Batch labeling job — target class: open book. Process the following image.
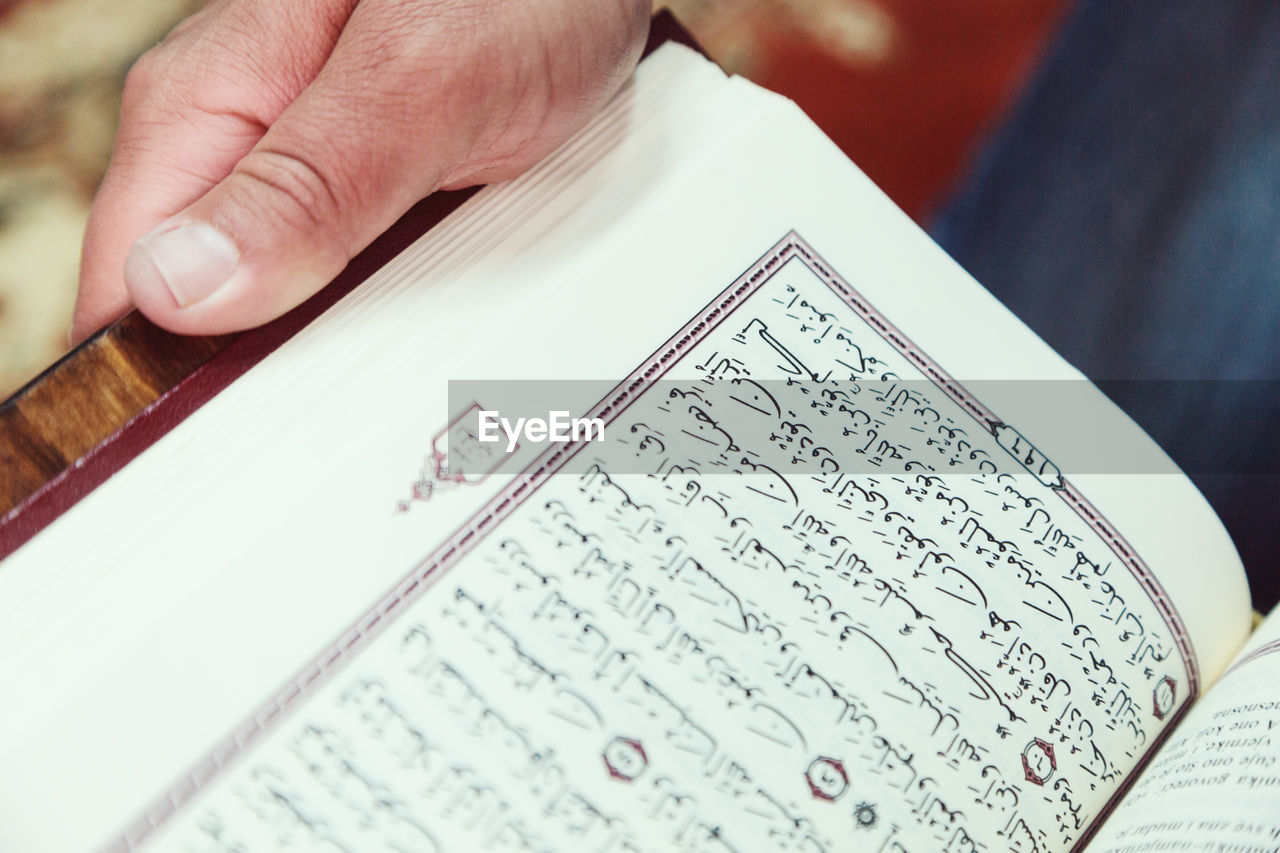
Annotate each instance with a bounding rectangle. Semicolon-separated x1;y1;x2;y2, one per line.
2;38;1276;853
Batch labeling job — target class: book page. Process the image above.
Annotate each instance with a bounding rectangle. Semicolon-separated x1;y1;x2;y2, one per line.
1087;611;1280;851
130;234;1224;853
0;45;1251;853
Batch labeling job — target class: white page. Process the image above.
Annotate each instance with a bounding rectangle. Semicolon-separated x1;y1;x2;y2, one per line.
1088;610;1280;850
0;45;1250;852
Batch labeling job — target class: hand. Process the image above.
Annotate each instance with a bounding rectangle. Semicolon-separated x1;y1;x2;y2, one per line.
72;0;649;341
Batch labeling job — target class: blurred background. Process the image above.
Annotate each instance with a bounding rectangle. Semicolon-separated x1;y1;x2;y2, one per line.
0;0;1071;398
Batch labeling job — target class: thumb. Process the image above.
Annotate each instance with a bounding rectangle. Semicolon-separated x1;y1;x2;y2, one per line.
121;144;399;336
123;1;648;336
120;104;429;335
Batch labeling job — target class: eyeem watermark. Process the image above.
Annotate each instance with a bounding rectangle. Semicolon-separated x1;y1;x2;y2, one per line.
478;410;606;453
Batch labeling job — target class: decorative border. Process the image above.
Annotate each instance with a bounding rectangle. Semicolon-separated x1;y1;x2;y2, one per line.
793;238;1200;694
786;237;1198;853
109;232;1199;851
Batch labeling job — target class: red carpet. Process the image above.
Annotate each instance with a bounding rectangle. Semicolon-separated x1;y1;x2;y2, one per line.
673;0;1073;219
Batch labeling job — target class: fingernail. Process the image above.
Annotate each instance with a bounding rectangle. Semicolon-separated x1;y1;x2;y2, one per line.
125;222;240;307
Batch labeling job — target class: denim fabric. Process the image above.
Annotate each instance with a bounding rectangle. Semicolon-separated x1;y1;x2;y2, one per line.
931;0;1280;608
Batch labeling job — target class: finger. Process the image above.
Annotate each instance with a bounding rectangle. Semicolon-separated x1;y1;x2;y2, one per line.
121;0;650;336
71;0;357;342
72;107;262;341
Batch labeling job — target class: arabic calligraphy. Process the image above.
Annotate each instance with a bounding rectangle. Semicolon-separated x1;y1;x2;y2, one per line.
144;235;1192;853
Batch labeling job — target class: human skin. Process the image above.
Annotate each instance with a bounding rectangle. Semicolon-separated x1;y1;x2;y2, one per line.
71;0;650;341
